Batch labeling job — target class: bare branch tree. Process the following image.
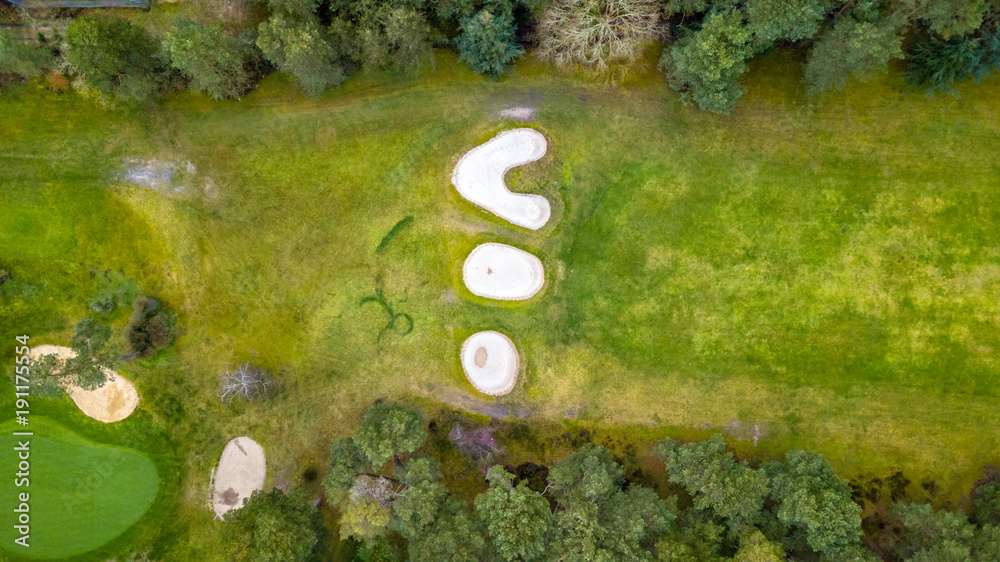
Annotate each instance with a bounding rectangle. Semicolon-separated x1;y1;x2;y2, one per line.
349;475;395;505
219;363;275;403
538;0;666;77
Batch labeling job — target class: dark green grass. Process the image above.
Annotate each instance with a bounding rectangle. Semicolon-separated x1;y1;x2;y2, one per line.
0;417;158;559
2;50;1000;558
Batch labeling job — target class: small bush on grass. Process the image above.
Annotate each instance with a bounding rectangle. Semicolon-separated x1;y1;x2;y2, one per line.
89;271;139;315
124;297;174;357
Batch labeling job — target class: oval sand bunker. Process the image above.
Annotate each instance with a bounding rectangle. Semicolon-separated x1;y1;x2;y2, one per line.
452;128;550;230
461;331;519;396
212;436;266;519
463;243;544;301
29;345;139;423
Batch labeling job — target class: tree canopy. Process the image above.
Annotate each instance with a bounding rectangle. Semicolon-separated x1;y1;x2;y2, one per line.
457;10;524;77
353;402;427;468
163;20;258;100
257;14;348;97
65;17;168;101
222;488;319;562
475;466;550;561
0;29;52;80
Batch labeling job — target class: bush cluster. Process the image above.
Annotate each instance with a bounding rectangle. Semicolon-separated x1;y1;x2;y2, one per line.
124;297;173;358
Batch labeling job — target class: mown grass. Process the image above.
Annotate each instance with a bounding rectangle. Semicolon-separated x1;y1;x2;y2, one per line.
1;49;1000;558
0;414;165;560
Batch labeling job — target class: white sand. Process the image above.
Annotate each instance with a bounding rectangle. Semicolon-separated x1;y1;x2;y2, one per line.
452;128;551;230
463;243;545;301
29;345;139;423
461;331;519;396
500;107;535;121
212;437;266;519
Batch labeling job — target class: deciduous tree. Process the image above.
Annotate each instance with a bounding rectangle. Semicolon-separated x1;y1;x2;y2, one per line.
804;16;904;93
64;18;168;101
474;465;550;561
768;450;863;556
659;9;753;113
654;435;769;531
745;0;826;43
33;317;117;397
330;0;432;71
257;14;348;97
164;19;258;99
222;488;319;562
537;0;664;75
457;10;524;76
0;29;52;79
353;402;427;468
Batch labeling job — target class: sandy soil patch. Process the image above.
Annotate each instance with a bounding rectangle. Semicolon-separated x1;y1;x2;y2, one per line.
461;331;519;396
452;128;551;230
29;345;139;423
212;437;266;519
500;107;535;121
463;243;545;301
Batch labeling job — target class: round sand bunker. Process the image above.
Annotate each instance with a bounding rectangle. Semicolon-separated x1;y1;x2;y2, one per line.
463;243;544;301
461;331;519;396
212;436;266;519
29;345;139;423
452;128;551;230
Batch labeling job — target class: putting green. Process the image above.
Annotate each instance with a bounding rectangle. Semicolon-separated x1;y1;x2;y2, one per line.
0;416;158;559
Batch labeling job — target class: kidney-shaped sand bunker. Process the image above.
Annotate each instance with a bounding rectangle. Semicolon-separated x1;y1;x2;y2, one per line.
452;128;551;230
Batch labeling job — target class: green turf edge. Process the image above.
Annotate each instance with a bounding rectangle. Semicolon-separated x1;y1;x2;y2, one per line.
0;383;182;562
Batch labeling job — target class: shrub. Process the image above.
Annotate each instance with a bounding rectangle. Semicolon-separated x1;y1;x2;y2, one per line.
89;271;139;315
124;297;173;357
804;16;904;93
163;19;260;100
64;18;168;101
0;28;53;80
906;27;1000;95
457;9;524;76
659;10;753;113
537;0;664;75
257;14;348;97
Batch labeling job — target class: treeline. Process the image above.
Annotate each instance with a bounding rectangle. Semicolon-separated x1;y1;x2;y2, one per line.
221;402;1000;561
1;0;998;109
